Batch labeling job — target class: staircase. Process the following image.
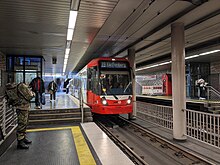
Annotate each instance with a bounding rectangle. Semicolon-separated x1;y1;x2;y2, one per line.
28;107;93;127
205;86;220;114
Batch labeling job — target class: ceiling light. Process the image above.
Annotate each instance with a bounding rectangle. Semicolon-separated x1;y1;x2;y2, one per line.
68;11;78;29
65;54;69;59
65;48;70;55
136;49;220;71
64;59;68;65
67;29;74;40
199;50;220;56
185;54;199;59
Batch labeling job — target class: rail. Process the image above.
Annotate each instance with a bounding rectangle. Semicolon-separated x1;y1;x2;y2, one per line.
206;86;220;103
0;96;17;145
137;101;173;130
137;101;220;148
185;108;220;148
79;86;84;123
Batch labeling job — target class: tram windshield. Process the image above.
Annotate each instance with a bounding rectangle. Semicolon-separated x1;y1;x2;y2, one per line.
100;71;132;95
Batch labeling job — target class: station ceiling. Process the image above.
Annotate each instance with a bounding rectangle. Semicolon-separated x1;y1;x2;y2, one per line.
0;0;220;75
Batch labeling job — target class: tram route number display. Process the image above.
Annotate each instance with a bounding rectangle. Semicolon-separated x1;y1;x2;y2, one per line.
100;61;128;69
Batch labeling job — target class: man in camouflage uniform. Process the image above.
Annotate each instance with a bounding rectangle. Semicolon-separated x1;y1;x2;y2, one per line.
16;99;32;149
15;83;35;149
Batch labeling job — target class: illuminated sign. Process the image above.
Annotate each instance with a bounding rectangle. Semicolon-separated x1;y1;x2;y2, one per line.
100;61;128;69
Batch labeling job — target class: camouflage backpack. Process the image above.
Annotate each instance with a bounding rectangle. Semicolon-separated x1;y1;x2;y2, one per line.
17;83;35;101
5;83;34;106
5;83;22;106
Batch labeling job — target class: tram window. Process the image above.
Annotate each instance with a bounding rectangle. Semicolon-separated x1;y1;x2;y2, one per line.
87;68;92;90
88;67;98;94
91;67;98;94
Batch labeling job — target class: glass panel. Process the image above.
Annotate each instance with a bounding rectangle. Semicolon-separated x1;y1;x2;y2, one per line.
100;71;132;95
25;72;37;85
15;72;23;83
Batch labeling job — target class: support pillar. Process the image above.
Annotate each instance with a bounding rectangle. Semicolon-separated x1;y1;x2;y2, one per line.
171;22;187;141
128;49;136;119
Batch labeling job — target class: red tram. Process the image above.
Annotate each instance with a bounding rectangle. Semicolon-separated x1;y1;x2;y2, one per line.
76;57;133;115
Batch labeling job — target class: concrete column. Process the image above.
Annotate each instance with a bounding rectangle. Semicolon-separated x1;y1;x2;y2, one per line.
171;22;187;141
128;49;136;119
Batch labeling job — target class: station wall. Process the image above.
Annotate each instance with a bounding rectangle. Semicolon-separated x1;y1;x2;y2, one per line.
0;52;6;96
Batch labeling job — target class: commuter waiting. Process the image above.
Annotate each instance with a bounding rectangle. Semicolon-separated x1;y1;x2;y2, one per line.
29;76;45;109
48;80;58;101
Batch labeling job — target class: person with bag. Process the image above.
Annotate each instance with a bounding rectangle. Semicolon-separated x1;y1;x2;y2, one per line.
48;80;58;101
5;82;35;149
29;76;45;109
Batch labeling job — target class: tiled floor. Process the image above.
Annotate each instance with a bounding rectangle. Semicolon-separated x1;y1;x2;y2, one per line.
30;92;79;110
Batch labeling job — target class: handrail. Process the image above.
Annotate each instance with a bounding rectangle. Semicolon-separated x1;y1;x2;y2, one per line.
0;96;17;145
79;79;84;123
206;86;220;103
207;86;220;96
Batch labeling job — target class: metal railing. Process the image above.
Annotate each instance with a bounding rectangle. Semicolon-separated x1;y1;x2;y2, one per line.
206;86;220;103
137;101;173;130
137;101;220;148
0;96;17;145
185;109;220;148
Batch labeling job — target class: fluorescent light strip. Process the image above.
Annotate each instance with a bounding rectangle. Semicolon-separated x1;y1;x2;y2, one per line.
63;10;79;74
65;48;70;55
64;60;68;65
68;11;78;29
136;49;220;71
65;54;69;59
199;49;220;56
67;29;74;40
185;54;199;60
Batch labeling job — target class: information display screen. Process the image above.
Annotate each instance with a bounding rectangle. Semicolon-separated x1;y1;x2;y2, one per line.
100;61;128;69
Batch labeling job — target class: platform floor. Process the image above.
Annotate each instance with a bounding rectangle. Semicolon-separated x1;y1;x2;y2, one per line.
137;94;220;104
0;123;134;165
30;92;87;110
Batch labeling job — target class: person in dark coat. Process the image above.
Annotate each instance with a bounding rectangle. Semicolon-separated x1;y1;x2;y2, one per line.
29;76;45;109
48;80;58;101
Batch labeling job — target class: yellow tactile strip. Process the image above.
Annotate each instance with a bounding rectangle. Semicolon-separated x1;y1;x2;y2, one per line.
27;126;96;165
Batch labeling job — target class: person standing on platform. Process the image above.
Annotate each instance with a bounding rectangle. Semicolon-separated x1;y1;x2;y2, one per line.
29;76;45;109
5;82;35;149
195;78;208;100
48;80;58;101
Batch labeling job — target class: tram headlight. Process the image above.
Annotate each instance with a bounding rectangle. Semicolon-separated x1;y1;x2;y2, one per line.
127;96;132;104
101;97;108;105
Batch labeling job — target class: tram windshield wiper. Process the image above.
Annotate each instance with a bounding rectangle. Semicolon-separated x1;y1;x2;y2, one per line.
124;81;132;93
110;91;118;100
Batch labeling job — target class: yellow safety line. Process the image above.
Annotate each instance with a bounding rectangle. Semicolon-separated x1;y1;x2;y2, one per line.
27;126;74;132
27;126;96;165
71;127;96;165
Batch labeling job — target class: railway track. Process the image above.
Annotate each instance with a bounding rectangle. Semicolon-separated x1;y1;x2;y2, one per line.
95;115;214;165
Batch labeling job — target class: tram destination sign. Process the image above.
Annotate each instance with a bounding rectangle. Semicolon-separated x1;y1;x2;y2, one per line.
100;61;128;69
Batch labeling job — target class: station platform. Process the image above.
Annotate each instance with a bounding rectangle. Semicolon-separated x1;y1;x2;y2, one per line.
0;122;134;165
137;95;208;111
30;92;82;110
